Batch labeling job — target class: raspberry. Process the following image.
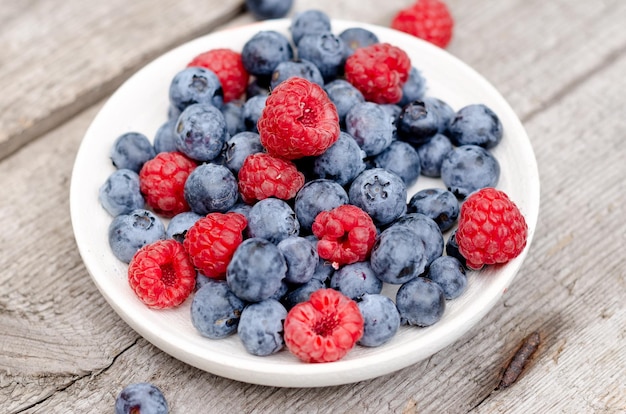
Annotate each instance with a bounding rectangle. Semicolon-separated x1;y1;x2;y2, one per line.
455;188;528;270
127;239;196;309
344;43;411;104
283;288;364;363
257;77;340;160
312;204;377;267
183;212;247;279
237;153;305;203
139;152;197;217
391;0;454;48
187;48;249;103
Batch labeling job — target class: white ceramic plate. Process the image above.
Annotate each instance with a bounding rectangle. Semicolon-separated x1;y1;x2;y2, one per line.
70;19;540;387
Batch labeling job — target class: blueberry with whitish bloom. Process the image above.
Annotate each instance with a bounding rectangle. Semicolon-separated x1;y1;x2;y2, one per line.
246;0;293;20
423;96;455;134
228;202;252;221
313;132;366;186
392;213;444;267
175;103;228;162
397;100;439;146
166;211;203;243
221;102;245;136
115;382;168;414
398;67;427;107
441;145;500;199
223;131;264;174
297;32;345;81
290;9;331;45
108;209;165;263
407;188;459;232
241;30;294;77
324;79;365;126
346;102;396;157
445;229;467;268
270;59;324;89
169;66;223;112
370;224;428;285
283;278;325;309
448;103;503;149
99;169;144;216
277;237;318;284
294;179;348;232
357;294;401;347
247;198;300;244
417;133;453;177
237;299;288;356
396;276;446;327
184;163;239;215
226;238;287;302
330;261;382;300
339;27;379;60
191;279;245;339
373;140;421;187
349;168;407;226
153;119;178;153
241;95;267;133
109;132;156;173
427;256;467;300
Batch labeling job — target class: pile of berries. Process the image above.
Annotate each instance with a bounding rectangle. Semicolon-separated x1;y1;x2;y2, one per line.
99;9;527;364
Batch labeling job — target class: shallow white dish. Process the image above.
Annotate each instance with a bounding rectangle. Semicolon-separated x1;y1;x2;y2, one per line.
70;19;540;387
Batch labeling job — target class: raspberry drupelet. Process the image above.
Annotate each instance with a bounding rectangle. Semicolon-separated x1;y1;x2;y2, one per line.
391;0;454;48
237;153;305;203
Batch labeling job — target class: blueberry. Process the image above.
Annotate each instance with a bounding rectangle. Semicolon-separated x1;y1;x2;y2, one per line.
245;0;293;20
270;59;324;90
417;133;453;177
228;202;252;221
175;103;228;162
184;163;239;215
277;237;318;284
407;188;459;232
241;95;267;133
168;104;181;121
445;229;467;267
427;256;467;300
448;104;503;149
346;102;395;156
110;132;156;172
305;237;335;285
339;27;379;59
294;179;348;231
330;261;382;300
247;198;300;244
397;100;439;146
290;9;331;45
241;30;294;77
221;102;245;136
357;294;400;347
441;145;500;199
423;96;455;134
396;276;446;326
313;132;366;186
297;32;345;81
223;131;264;173
237;299;288;356
392;213;444;267
166;211;202;243
349;168;407;226
269;280;290;301
195;272;212;291
370;224;428;284
226;238;287;302
283;278;325;309
108;209;165;263
191;280;245;338
246;76;271;99
115;382;168;414
398;67;427;107
169;66;223;112
153;119;178;153
99;169;144;216
324;79;365;126
373;141;421;187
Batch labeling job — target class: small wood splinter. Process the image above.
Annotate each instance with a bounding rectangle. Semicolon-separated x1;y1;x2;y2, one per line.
497;331;541;389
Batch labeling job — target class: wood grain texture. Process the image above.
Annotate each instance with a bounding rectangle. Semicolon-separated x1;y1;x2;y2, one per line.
1;0;625;413
0;0;245;161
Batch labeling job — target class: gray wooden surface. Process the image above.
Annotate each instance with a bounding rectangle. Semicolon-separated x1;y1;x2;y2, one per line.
1;0;625;412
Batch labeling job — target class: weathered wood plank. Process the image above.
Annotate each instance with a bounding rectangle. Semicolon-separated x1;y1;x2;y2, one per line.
0;0;245;161
0;0;625;413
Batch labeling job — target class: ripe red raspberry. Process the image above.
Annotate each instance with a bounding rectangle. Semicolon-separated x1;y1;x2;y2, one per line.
257;77;340;160
284;288;364;363
312;204;377;267
187;48;249;103
183;212;247;279
391;0;454;48
128;239;196;309
344;43;411;104
237;153;305;204
456;188;528;270
139;152;197;218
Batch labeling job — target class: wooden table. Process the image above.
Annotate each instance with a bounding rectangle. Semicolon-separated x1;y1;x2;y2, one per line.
1;0;624;412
